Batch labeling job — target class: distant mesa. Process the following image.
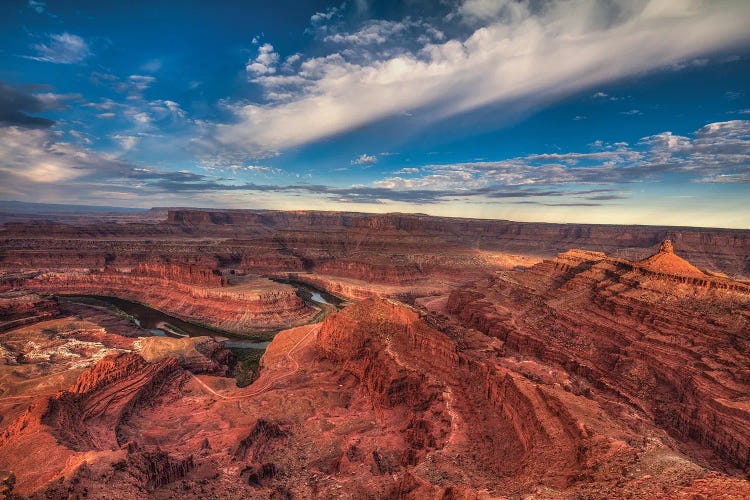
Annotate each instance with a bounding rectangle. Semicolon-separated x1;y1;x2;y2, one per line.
639;239;705;278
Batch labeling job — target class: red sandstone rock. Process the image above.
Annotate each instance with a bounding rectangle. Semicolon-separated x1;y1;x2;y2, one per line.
7;268;312;333
446;244;750;472
0;212;749;497
4;210;748;285
639;239;706;278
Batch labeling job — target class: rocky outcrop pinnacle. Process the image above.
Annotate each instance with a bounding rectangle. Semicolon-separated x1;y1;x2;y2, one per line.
640;239;706;278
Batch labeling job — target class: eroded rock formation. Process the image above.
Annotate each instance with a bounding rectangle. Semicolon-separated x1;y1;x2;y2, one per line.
0;344;231;495
3;266;312;333
446;241;750;472
1;209;749;497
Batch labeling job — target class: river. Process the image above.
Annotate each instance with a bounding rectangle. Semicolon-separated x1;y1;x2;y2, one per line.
62;279;343;349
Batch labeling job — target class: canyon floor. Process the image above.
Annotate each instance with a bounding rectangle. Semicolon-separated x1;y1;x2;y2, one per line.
0;209;748;498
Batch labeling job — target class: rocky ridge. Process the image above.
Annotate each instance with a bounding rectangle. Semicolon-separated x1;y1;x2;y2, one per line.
445;241;750;472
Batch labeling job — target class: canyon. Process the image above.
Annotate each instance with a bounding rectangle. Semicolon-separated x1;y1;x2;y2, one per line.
0;209;748;497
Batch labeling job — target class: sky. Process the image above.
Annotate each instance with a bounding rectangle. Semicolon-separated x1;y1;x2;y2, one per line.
0;0;749;228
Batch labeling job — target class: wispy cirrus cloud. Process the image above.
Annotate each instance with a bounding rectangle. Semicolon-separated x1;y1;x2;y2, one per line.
199;0;750;162
25;32;91;64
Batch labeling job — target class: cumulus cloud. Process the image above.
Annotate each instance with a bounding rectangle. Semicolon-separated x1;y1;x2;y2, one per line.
351;153;377;166
149;99;186;120
26;33;91;64
246;43;280;77
311;5;342;25
204;0;750;161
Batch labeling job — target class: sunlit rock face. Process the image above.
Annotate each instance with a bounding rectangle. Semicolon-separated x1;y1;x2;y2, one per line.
0;212;749;497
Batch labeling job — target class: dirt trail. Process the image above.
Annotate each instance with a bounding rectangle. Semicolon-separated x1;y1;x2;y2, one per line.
190;324;319;400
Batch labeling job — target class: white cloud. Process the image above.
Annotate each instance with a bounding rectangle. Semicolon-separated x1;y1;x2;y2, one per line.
325;19;413;45
282;53;302;72
149;99;186;119
0;127;101;183
351;153;378;166
69;130;92;144
394;167;419;174
372;120;750;191
0;125;217;203
246;43;280;77
457;0;531;24
242;165;271;172
112;134;139;150
698;173;750;183
2;119;747;226
311;5;342;25
129;111;151;124
128;75;156;92
206;0;750;160
27;33;91;64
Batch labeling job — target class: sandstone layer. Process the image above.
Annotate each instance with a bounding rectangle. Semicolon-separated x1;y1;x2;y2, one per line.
0;208;749;497
0;242;747;497
3;209;748;286
1;265;313;335
445;242;750;473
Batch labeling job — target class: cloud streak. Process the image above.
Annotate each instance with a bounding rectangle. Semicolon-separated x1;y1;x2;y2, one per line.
26;33;91;64
375;120;750;191
202;0;750;161
1;120;748;208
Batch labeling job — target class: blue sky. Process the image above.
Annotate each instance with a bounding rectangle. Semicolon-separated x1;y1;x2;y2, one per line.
1;0;749;227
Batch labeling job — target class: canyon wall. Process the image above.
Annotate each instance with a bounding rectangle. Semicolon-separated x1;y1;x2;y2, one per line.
316;299;609;490
0;349;215;493
446;244;750;471
1;265;311;334
3;209;748;285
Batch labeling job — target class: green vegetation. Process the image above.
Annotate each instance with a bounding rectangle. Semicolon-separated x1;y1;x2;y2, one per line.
231;347;265;388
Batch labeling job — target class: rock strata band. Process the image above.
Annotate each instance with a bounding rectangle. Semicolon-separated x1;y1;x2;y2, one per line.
0;211;748;498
